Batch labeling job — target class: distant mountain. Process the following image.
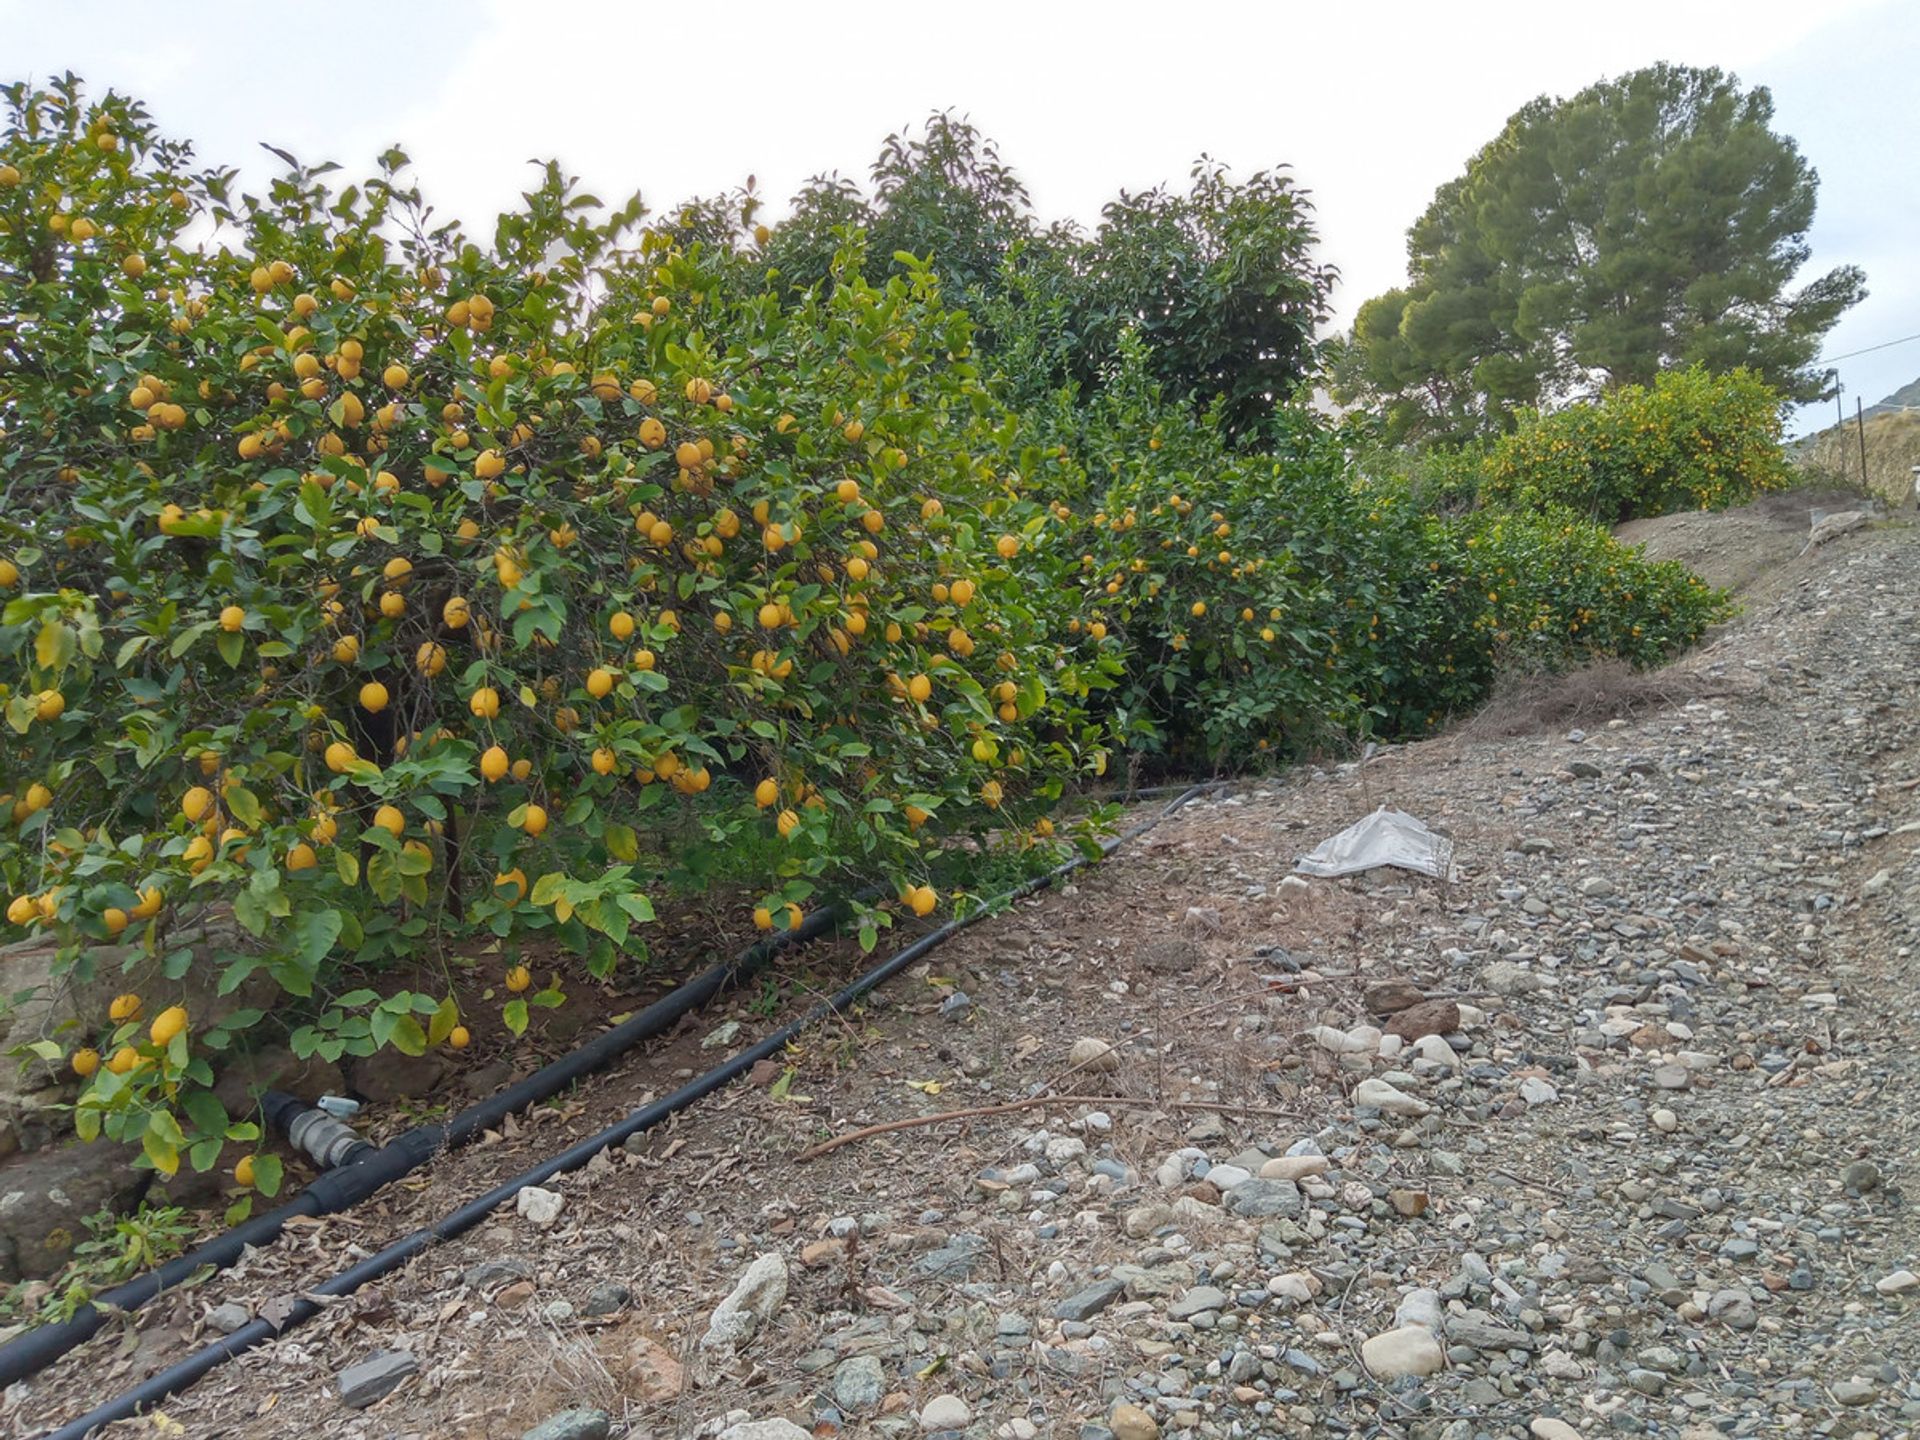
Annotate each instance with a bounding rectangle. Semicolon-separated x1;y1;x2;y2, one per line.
1866;375;1920;417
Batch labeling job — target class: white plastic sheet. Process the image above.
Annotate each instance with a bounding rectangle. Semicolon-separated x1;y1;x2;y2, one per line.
1294;805;1457;881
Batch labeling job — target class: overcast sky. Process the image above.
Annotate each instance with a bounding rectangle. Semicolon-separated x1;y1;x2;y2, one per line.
6;0;1913;434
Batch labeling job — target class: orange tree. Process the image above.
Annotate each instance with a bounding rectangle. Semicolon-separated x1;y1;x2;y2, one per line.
0;78;1109;1182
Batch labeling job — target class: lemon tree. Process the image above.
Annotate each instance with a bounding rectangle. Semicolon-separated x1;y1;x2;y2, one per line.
1;77;1731;1185
0;78;1105;1177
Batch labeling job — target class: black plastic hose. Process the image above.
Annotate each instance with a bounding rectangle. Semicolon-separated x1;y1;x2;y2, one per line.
32;784;1217;1440
0;902;842;1391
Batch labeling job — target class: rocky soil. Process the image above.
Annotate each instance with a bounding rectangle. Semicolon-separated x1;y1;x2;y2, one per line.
5;520;1917;1440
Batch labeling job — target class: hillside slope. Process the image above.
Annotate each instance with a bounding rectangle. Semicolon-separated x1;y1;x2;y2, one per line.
12;516;1919;1440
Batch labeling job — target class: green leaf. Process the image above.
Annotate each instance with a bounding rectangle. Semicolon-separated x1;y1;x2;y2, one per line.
216;630;246;669
143;1128;180;1176
503;999;529;1036
388;1015;427;1056
427;996;458;1046
251;1152;284;1197
35;618;76;671
367;851;400;903
224;785;263;827
290;907;344;968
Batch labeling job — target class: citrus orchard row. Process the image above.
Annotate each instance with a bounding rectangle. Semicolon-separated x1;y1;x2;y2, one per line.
0;78;1728;1186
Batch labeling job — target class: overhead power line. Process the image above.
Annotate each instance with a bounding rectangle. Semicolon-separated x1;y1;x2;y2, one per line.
1822;331;1920;365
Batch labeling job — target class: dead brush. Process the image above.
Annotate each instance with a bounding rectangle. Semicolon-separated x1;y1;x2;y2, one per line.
1450;658;1739;742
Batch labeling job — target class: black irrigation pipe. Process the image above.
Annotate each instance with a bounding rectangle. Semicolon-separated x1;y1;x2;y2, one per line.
0;902;845;1391
33;782;1223;1440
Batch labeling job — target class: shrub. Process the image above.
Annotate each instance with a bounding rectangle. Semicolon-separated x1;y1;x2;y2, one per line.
1478;366;1791;520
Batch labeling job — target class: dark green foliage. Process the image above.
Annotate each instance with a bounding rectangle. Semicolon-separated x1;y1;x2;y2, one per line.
756;114;1335;443
1336;63;1865;440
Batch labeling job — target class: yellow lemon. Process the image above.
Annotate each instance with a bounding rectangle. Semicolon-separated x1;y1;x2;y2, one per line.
149;1005;188;1046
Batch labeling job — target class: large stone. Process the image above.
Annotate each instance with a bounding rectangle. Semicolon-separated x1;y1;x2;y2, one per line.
1480;961;1541;996
0;1137;147;1282
1809;509;1868;545
1386;1000;1461;1041
1258;1155;1329;1182
211;1045;346;1115
1361;1325;1445;1378
1168;1284;1231;1319
347;1048;450;1102
700;1251;789;1354
1446;1309;1535;1351
0;912;279;1159
718;1422;812;1440
919;1393;971;1430
1068;1037;1120;1073
337;1349;418;1408
915;1233;987;1279
832;1354;886;1412
617;1334;685;1401
1110;1401;1161;1440
522;1410;611;1440
1363;979;1428;1014
1353;1078;1431;1117
1223;1177;1304;1218
1054;1277;1126;1321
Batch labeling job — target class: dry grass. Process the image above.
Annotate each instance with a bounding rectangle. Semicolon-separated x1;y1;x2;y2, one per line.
1796;409;1920;510
1449;657;1744;742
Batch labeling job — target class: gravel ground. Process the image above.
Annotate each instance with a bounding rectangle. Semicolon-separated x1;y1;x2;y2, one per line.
6;522;1917;1440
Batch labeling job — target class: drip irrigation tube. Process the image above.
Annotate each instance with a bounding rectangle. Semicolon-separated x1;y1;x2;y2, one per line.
32;783;1220;1440
0;903;843;1391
